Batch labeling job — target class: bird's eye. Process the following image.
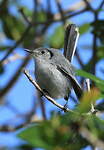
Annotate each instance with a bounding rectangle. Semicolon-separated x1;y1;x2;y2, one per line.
41;50;45;54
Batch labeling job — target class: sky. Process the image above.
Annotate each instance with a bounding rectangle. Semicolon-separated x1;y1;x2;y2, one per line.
0;0;104;149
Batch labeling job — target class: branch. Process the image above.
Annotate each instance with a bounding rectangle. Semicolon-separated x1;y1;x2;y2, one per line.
98;0;104;9
54;0;93;19
80;127;104;149
0;55;30;98
20;8;87;26
46;0;51;13
83;0;94;11
19;8;31;25
2;52;24;65
55;0;66;25
85;79;97;114
91;13;98;75
23;69;73;112
38;96;47;120
0;25;32;64
75;50;85;68
0;118;41;132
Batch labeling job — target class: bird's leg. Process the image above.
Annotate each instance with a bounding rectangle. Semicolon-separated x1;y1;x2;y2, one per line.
42;89;50;97
64;96;69;109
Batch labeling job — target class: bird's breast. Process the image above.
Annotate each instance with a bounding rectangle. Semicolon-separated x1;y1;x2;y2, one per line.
35;60;71;99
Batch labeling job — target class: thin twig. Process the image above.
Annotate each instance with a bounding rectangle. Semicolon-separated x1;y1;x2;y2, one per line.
33;0;38;23
56;0;66;25
20;8;87;26
0;55;30;98
47;0;51;13
80;127;104;149
0;25;32;64
54;0;93;19
83;0;94;11
85;79;97;114
38;96;47;120
98;0;104;9
75;50;85;68
0;119;41;132
19;8;31;25
23;69;73;112
91;13;98;75
2;52;24;65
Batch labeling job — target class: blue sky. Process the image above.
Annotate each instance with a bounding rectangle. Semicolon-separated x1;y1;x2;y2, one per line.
0;0;104;148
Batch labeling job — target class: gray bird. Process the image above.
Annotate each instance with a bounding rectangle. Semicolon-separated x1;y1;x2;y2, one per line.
25;47;82;101
25;24;83;102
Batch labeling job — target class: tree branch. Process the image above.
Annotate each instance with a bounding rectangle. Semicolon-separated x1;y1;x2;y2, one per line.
20;8;87;26
0;25;32;64
0;55;30;98
23;69;73;112
98;0;104;9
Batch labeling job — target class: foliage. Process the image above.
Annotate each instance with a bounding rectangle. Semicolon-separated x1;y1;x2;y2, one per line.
18;88;102;150
79;23;90;35
0;0;104;150
91;20;104;44
48;25;65;49
76;70;104;94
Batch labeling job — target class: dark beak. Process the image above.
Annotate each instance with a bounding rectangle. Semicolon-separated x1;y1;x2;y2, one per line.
24;49;33;54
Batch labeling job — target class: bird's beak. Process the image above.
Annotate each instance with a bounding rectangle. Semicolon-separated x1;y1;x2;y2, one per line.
24;49;33;54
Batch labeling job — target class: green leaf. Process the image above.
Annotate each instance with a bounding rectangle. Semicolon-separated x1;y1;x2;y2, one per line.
18;123;53;149
20;7;33;18
76;70;104;92
22;28;36;47
36;11;47;22
77;88;100;113
48;25;64;49
79;23;90;35
18;113;89;150
86;115;104;141
2;15;25;40
97;46;104;60
21;7;47;22
0;45;11;51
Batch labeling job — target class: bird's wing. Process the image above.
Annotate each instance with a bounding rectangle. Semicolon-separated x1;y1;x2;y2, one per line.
57;64;83;99
50;48;83;99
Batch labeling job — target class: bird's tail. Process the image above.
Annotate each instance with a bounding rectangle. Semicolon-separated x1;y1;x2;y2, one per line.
64;24;79;62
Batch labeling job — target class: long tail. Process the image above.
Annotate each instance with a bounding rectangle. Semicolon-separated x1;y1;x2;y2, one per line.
64;24;79;62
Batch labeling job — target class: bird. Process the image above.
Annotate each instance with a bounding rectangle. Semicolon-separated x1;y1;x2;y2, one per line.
25;24;83;104
25;47;82;102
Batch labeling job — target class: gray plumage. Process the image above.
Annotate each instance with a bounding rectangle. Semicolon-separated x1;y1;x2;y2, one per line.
25;47;82;100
